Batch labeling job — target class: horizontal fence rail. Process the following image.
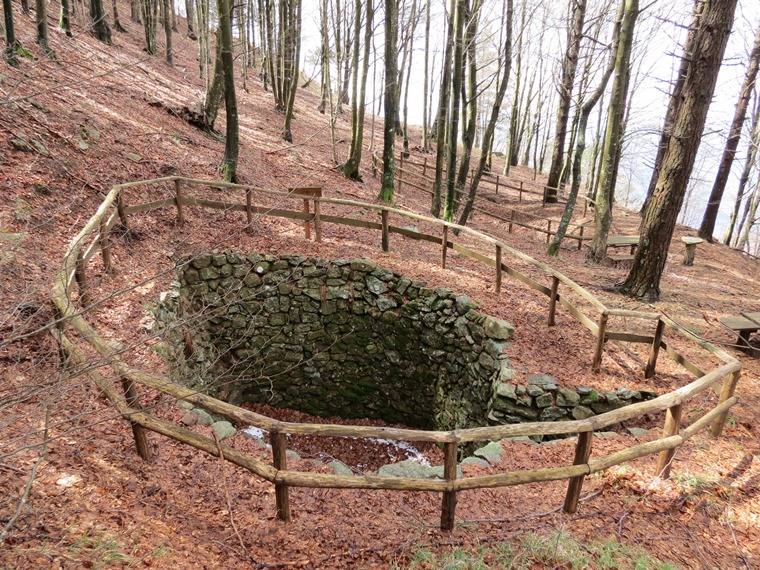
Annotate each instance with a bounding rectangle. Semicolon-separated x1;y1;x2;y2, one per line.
49;176;740;531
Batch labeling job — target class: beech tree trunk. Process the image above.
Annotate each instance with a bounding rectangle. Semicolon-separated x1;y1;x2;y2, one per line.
443;0;466;221
549;0;624;257
217;0;238;181
431;0;456;217
163;0;173;64
379;0;398;203
35;0;52;53
457;0;513;230
90;0;113;44
698;22;760;241
544;0;586;203
725;98;760;245
622;0;738;301
3;0;19;65
340;0;373;180
588;0;638;262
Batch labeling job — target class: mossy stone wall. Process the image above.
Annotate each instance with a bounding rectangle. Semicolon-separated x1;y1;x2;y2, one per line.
158;252;516;432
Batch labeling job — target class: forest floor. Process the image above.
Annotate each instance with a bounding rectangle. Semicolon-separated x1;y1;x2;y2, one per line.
1;6;759;569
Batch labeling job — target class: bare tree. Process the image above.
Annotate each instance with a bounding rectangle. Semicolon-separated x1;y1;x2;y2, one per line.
588;0;639;262
725;92;760;245
379;0;399;203
621;0;738;301
698;22;760;241
544;0;586;203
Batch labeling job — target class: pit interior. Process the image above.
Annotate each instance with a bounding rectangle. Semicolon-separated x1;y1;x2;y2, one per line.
156;252;657;459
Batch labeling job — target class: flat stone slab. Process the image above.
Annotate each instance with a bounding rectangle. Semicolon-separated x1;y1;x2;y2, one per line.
212;420;236;440
329;460;354;476
473;441;503;464
681;237;704;245
460;456;490;467
627;427;649;436
378;459;435;478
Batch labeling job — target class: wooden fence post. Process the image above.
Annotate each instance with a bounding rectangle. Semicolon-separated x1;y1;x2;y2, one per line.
548;276;560;326
75;250;90;308
645;319;665;379
174;179;185;226
495;175;500;194
519;181;523;202
710;370;740;436
245;188;253;232
381;210;390;252
99;217;112;272
398;153;405;195
440;441;458;531
302;199;311;240
495;245;503;294
120;377;152;461
271;431;291;522
314;199;322;243
563;431;592;513
116;192;130;232
655;404;682;479
592;312;608;373
577;225;584;250
508;209;514;233
441;225;449;269
422;157;427;177
546;220;552;243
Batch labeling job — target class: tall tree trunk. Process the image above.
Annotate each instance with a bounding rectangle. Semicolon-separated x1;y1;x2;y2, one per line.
544;0;586;203
454;0;480;212
457;0;513;229
379;0;398;203
736;171;760;251
725;96;760;245
505;0;526;174
622;0;738;301
640;1;704;218
60;0;72;37
203;37;225;130
163;0;173;64
35;0;52;54
549;0;624;256
112;0;126;32
131;0;141;23
443;0;466;221
401;0;418;155
185;0;196;38
3;0;19;66
281;0;301;142
317;0;329;114
90;0;113;43
216;0;238;181
588;0;638;262
421;0;431;151
340;0;374;180
698;22;760;241
140;0;157;54
431;0;456;216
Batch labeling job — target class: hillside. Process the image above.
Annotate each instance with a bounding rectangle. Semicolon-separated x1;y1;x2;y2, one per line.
1;8;759;569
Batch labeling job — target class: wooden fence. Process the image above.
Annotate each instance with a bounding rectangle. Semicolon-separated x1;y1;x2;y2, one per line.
49;176;740;531
372;151;595;249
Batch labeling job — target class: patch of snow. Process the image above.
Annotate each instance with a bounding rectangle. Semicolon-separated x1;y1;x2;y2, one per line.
243;426;268;441
371;438;431;467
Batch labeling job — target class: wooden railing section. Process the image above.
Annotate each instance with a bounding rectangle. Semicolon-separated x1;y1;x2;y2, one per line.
50;176;740;531
371;150;596;249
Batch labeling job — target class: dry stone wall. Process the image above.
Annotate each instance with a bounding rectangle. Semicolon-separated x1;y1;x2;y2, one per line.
158;252;515;433
156;252;657;444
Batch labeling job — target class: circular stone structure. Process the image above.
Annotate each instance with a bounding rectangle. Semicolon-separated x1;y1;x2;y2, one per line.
157;252;516;434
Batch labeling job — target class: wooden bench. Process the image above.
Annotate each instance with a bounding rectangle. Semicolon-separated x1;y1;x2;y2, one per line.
606;235;639;264
721;312;760;352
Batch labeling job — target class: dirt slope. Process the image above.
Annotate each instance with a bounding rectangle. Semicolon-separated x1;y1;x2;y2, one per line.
1;7;759;569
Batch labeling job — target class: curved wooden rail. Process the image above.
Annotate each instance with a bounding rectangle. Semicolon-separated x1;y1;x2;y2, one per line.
49;176;741;531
